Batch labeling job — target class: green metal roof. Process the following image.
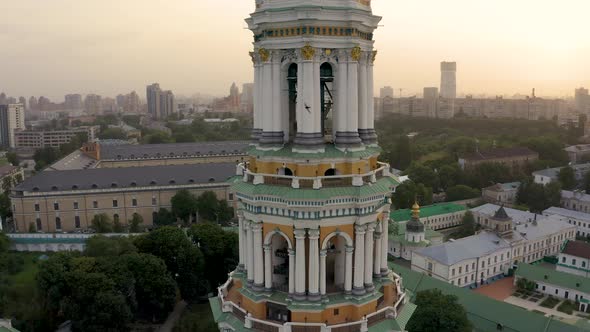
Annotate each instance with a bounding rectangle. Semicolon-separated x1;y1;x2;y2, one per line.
395;302;417;331
209;297;223;322
516;263;590;294
0;324;20;332
391;263;586;332
390;222;443;239
248;144;381;160
232;176;397;200
390;202;466;222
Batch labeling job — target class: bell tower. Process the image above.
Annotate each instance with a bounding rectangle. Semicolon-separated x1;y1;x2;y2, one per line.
247;0;381;151
212;1;410;331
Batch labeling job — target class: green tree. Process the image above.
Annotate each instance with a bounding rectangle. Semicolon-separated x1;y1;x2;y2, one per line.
0;193;11;219
584;171;590;194
438;164;462;190
129;213;143;233
85;235;137;257
154;208;177;227
113;218;124;233
5;152;18;166
134;227;205;301
392;181;433;209
28;222;36;233
446;185;480;202
188;223;239;291
454;211;476;238
407;289;472;332
2;177;13;193
558;166;576;190
98;128;127;140
196;191;222;222
392;135;413;170
405;162;439;190
91;214;113;233
171;189;198;223
0;232;9;253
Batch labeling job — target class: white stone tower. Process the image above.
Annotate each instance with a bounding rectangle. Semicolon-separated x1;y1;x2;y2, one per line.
440;61;457;100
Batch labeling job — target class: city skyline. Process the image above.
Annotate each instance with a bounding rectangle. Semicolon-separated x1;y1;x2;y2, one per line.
0;0;589;100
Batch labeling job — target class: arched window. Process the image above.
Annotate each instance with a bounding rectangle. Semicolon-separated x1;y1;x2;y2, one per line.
113;214;119;223
278;168;293;176
287;63;298;142
55;217;62;230
320;63;334;138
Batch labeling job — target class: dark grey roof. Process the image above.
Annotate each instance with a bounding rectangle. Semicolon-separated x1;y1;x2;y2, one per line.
100;141;250;160
493;206;510;220
14;163;236;193
406;216;424;233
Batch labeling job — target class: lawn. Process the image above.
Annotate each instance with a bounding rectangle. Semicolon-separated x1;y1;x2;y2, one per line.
0;158;8;166
557;300;577;315
173;303;218;332
539;296;560;309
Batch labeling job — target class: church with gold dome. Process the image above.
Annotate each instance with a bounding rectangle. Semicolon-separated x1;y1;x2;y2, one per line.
211;1;415;331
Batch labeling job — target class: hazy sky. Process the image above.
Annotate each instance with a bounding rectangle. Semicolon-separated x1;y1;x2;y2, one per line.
1;0;589;100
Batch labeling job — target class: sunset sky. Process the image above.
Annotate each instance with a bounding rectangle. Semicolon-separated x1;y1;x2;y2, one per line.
0;0;589;100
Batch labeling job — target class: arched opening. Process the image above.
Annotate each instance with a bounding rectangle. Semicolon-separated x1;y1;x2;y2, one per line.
113;214;120;224
287;63;298;143
324;168;339;176
325;235;346;293
278;167;293;176
320;63;334;141
269;233;289;292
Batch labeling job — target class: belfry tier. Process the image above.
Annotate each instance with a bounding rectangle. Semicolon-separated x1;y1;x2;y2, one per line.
247;0;381;151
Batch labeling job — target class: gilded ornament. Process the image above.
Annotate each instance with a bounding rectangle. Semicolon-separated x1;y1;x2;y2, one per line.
301;44;316;60
324;49;332;56
351;46;362;61
249;51;256;63
258;48;270;62
371;50;378;63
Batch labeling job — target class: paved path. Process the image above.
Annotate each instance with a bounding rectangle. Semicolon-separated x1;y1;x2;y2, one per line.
504;296;577;320
159;300;187;332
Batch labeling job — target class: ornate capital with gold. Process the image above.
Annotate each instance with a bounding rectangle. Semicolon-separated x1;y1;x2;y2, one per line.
371;50;378;64
301;44;316;61
351;46;362;62
258;48;271;62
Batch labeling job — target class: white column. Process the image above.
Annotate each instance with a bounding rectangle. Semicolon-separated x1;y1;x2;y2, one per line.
308;229;321;301
246;221;254;284
320;250;327;297
252;54;262;138
294;229;307;300
253;223;264;291
313;60;322;135
238;215;244;271
358;54;368;132
345;246;354;294
272;53;282;136
288;249;295;296
364;223;375;291
347;54;359;134
261;61;274;140
366;57;376;140
381;217;389;275
374;223;383;278
264;244;272;291
353;224;366;295
335;53;348;139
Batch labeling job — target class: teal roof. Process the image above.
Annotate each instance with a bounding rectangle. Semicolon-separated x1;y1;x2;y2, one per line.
248;144;381;160
516;263;590;294
232;176;398;200
391;263;585;332
390;202;466;222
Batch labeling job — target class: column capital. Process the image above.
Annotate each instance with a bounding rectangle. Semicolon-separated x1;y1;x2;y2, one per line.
374;232;382;240
355;224;367;234
320;250;328;257
294;229;307;239
263;244;272;252
345;246;355;253
288;249;296;256
307;228;320;239
243;220;251;230
251;222;263;232
366;222;376;232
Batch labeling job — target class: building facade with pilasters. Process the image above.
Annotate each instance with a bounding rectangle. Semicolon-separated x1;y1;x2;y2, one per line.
212;1;412;331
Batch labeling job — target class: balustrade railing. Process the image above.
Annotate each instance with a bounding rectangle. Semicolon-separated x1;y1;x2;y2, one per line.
236;162;392;189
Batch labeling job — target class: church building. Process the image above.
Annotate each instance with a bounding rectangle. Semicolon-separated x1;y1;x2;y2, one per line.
210;1;414;331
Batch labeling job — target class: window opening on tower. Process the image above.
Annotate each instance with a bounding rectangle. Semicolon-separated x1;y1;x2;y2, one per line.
287;63;298;143
320;63;334;142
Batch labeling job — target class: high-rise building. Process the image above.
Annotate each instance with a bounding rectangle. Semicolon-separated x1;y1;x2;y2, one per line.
146;83;161;118
0;104;26;148
84;94;103;115
0;93;6;105
124;91;141;113
64;94;83;110
440;61;457;99
575;87;589;113
423;87;439;118
18;97;27;110
212;1;407;331
28;97;38;111
240;83;254;113
146;83;175;119
116;94;126;108
380;86;394;99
